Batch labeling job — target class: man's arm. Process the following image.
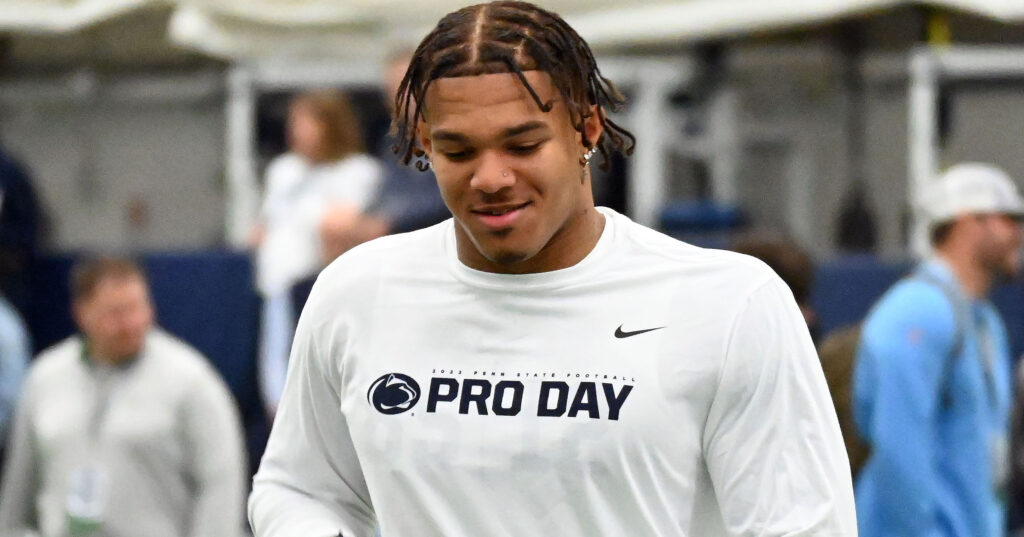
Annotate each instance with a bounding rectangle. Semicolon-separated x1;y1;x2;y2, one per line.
853;284;955;537
184;361;248;537
0;374;39;534
0;306;30;436
704;277;857;536
248;281;375;537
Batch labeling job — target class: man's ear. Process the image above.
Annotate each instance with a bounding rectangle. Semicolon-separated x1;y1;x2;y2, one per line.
582;106;605;149
417;119;432;157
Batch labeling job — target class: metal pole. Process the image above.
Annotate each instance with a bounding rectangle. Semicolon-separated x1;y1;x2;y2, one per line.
225;66;259;248
907;47;939;259
627;74;671;228
708;88;739;205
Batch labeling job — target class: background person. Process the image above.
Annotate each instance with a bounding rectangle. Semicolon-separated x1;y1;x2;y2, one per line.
363;48;451;235
0;291;29;485
250;90;381;417
311;48;452;261
0;256;247;537
0;143;46;321
854;163;1024;537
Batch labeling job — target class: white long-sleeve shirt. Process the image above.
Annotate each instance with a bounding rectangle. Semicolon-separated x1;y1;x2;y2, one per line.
249;208;856;537
256;152;382;297
0;329;247;537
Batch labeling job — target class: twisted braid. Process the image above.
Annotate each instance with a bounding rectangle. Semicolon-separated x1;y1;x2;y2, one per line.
393;1;635;172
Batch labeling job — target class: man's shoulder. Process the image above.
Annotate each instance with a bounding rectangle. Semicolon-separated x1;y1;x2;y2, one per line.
148;328;203;357
147;329;216;372
310;222;449;300
145;329;233;391
864;274;957;335
28;336;81;383
323;222;447;277
613;212;777;293
873;275;953;315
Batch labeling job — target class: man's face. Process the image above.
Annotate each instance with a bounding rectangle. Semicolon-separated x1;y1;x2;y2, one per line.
74;275;154;363
975;213;1023;279
419;70;602;273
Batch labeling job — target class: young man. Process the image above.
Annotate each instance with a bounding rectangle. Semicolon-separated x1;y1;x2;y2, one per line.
854;163;1024;537
0;257;247;537
249;3;855;536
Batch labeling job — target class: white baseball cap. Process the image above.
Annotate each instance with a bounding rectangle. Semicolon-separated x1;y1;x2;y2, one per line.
920;162;1024;226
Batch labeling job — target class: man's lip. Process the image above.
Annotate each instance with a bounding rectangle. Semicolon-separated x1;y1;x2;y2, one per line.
470;202;531;215
470;202;531;229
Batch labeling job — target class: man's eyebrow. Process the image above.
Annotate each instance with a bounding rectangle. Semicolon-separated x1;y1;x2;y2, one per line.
503;121;547;138
432;130;468;143
431;121;549;143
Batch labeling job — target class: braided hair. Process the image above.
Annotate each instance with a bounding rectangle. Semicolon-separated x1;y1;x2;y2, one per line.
393;1;635;172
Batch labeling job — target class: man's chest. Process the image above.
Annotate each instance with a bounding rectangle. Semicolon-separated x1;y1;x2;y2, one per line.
335;286;732;475
33;371;181;462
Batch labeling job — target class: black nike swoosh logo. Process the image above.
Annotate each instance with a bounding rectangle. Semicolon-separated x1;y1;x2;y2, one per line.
614;325;665;338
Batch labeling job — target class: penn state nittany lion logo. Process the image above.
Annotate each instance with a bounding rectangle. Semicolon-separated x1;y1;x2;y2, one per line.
367;373;421;415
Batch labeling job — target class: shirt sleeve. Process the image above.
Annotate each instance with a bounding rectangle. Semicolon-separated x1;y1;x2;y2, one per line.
248;280;376;537
703;277;857;536
854;283;956;537
0;371;39;534
184;361;248;537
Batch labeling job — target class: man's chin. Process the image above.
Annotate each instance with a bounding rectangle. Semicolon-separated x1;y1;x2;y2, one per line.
112;343;145;361
487;249;531;267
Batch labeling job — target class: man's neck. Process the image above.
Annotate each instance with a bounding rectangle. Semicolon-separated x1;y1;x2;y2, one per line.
83;340;139;367
936;248;990;299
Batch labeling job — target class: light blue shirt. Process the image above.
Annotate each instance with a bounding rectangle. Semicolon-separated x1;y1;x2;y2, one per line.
854;259;1012;537
0;295;29;438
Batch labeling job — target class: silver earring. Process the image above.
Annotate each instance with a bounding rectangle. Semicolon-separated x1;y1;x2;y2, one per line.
583;146;598;164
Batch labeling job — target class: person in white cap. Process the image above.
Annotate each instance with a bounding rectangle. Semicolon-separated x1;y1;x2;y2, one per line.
853;162;1024;537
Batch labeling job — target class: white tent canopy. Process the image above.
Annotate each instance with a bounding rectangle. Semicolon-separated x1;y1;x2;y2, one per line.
573;0;1024;47
3;0;1024;254
2;0;1024;60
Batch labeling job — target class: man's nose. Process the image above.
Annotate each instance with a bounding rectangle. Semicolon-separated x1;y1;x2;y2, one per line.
469;152;515;194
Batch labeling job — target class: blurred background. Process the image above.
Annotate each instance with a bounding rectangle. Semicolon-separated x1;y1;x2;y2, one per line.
2;0;1024;527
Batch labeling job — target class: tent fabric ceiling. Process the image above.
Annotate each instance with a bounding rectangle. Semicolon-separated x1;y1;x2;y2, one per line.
1;0;1023;60
0;0;150;32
